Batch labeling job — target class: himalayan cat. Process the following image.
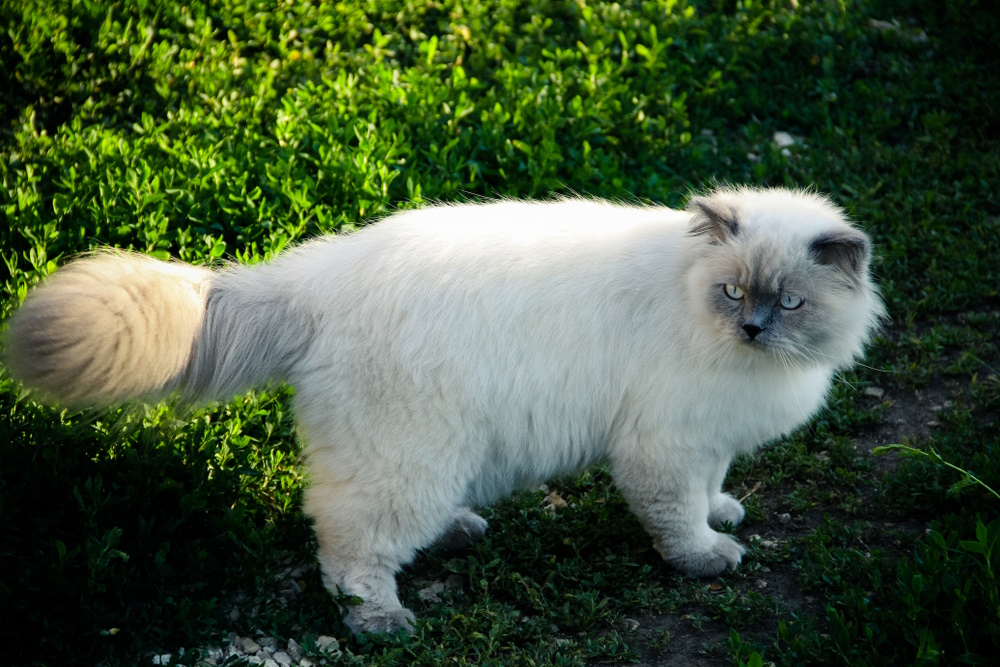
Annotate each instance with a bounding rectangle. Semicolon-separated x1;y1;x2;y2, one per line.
4;186;883;634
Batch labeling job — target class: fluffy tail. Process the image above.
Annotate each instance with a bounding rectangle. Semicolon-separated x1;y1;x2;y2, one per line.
3;251;308;408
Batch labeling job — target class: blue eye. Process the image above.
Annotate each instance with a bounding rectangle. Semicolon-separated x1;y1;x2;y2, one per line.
724;284;744;300
780;293;804;310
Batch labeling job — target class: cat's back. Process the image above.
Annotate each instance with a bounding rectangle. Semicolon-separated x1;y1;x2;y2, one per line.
294;197;690;277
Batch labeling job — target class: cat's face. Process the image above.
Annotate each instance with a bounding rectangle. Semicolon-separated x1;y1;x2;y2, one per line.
685;188;883;370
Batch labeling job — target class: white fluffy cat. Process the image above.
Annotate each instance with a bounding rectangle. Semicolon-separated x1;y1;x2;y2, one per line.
4;187;883;634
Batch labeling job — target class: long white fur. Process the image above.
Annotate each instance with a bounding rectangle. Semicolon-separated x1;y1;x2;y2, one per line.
3;187;883;634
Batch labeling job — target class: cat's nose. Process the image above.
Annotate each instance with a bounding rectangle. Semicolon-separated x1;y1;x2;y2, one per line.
742;324;763;341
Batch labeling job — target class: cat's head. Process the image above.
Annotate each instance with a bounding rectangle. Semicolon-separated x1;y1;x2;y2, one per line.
684;187;884;370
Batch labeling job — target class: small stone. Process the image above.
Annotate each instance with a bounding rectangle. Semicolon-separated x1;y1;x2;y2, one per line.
868;19;928;43
418;581;446;603
152;655;172;666
258;637;278;651
242;638;261;655
300;660;315;667
778;513;791;523
927;420;940;428
863;387;885;399
624;618;640;631
262;659;279;667
286;639;303;662
315;635;340;656
756;579;769;589
772;131;795;148
272;651;294;667
245;657;264;667
229;607;240;622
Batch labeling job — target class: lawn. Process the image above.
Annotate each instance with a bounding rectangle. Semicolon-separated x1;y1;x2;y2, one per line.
1;0;998;665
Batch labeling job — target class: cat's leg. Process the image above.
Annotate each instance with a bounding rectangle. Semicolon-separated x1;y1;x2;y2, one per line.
706;455;745;528
432;507;488;551
303;453;464;634
611;445;745;577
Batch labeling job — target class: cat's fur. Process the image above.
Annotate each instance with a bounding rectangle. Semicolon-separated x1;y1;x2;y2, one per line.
4;187;883;634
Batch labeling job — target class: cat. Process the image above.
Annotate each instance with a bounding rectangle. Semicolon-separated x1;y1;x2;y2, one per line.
4;186;884;634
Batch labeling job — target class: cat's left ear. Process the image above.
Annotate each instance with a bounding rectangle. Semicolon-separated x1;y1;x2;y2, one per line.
809;231;871;280
687;197;741;243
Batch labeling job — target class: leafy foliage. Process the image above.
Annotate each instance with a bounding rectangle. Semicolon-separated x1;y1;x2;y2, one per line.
1;0;998;665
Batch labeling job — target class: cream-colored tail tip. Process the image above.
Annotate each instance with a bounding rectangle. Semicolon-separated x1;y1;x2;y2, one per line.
4;252;212;408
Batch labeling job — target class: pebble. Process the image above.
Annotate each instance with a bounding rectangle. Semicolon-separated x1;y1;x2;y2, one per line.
862;387;885;399
778;513;791;523
286;638;304;662
772;131;795;148
418;581;446;603
315;635;341;656
185;630;341;667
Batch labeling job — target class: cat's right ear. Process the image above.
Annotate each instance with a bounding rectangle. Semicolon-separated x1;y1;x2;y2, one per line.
687;197;741;243
808;231;872;284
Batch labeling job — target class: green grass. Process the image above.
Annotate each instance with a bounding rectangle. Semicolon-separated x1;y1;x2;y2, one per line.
2;0;999;665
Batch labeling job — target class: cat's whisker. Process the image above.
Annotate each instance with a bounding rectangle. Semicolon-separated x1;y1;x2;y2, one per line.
798;342;895;375
775;349;807;413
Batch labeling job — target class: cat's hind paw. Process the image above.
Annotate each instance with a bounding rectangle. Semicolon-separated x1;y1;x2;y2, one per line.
344;605;416;635
433;508;488;552
708;493;746;528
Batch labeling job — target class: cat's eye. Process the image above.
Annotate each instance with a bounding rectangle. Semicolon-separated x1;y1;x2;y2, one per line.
780;293;804;310
723;284;744;300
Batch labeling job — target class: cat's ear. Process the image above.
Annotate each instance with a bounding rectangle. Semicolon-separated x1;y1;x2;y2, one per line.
809;231;871;279
687;197;741;243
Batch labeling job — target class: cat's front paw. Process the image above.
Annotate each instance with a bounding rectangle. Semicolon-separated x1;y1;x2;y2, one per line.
663;533;746;577
708;493;746;528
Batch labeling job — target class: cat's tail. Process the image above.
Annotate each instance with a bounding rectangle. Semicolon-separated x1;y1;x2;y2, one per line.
3;251;310;408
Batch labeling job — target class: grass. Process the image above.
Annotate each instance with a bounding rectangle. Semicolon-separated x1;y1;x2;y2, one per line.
1;0;998;665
